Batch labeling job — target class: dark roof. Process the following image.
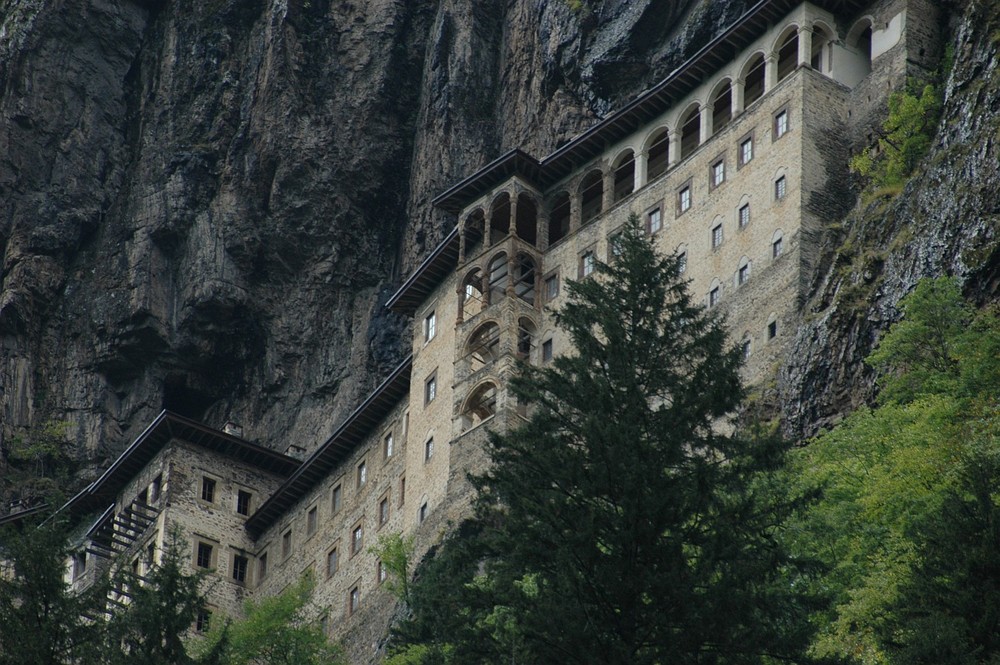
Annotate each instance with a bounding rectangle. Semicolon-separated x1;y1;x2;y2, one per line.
395;0;869;316
245;356;413;538
55;411;302;523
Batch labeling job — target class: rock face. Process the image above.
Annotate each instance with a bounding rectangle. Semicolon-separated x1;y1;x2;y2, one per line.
0;0;996;470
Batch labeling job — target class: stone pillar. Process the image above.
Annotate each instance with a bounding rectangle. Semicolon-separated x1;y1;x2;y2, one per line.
700;103;712;143
602;170;615;210
733;78;746;115
456;283;465;324
569;192;582;233
634;150;648;191
765;54;778;90
458;225;467;263
668;130;681;168
484;207;493;247
509;194;519;240
538;210;550;251
798;26;813;67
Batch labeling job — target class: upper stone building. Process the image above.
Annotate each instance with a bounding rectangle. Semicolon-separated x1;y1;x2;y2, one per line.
49;0;939;661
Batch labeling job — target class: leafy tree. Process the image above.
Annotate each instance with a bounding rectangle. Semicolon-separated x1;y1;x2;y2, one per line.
1;420;74;507
195;573;342;665
789;278;1000;664
0;519;109;665
370;532;415;604
391;215;817;663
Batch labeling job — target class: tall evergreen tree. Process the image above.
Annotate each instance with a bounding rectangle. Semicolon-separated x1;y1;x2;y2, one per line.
390;215;816;664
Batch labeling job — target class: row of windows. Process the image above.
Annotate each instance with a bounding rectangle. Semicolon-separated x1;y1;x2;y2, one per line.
706;234;785;308
199;475;254;517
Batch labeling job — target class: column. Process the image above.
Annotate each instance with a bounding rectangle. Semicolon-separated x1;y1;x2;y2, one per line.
634;150;648;191
733;78;746;115
765;54;778;91
458;224;467;263
602;170;615;210
509;194;519;241
668;130;681;168
699;103;712;143
538;210;550;251
569;193;582;233
798;26;813;67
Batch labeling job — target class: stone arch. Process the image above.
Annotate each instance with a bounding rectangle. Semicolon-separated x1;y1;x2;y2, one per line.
579;169;604;224
774;25;800;82
710;78;733;135
517;316;537;360
736;255;751;286
489;192;511;245
466;320;501;372
612;149;635;202
516;193;538;247
548;191;571;245
810;20;836;73
462;267;486;317
461;380;499;431
513;252;537;306
678;102;702;160
741;51;767;107
488;252;509;301
847;17;874;76
644;126;670;181
771;228;785;259
463;208;485;258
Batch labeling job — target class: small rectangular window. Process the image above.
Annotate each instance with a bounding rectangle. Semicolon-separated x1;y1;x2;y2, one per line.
742;339;752;360
739;137;753;166
768;320;778;339
711;224;723;249
542;339;553;363
418;503;428;523
738;264;750;285
384;432;394;459
196;608;212;633
775;109;789;138
710;159;725;188
423;311;436;342
738;203;751;229
326;547;339;577
678;185;691;213
377;560;388;584
398;476;406;506
196;542;213;569
379;497;389;527
201;477;216;503
775;175;787;200
236;490;252;516
424;372;437;405
357;461;367;489
282;530;292;558
258;552;268;580
349;586;360;615
424;438;434;462
609;233;623;259
306;506;318;536
709;287;720;308
580;251;595;278
678;251;687;274
232;554;248;583
773;237;784;258
352;524;364;556
647;207;662;234
150;474;162;504
544;273;559;301
332;484;342;513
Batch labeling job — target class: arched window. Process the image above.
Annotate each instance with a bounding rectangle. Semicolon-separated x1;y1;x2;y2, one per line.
848;18;874;77
679;104;701;160
711;79;733;135
517;317;537;360
490;193;511;245
742;53;766;107
488;252;508;301
580;170;603;224
645;127;670;181
462;268;486;317
548;192;570;246
461;382;498;431
466;322;500;373
771;229;785;259
776;27;799;82
513;253;537;306
613;150;635;202
736;256;751;287
811;22;834;73
464;208;485;259
516;194;538;247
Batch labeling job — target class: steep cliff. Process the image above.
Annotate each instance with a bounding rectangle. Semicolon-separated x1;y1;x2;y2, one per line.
0;0;996;483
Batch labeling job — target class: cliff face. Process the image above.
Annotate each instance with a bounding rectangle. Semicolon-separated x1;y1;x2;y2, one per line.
0;0;996;472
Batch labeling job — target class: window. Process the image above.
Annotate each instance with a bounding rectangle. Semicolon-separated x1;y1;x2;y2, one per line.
320;615;330;637
196;608;212;633
710;159;725;188
709;287;720;308
306;506;318;536
379;497;389;527
648;207;662;234
423;311;436;342
711;224;723;249
357;461;367;489
150;474;162;504
738;203;750;229
72;551;87;580
542;339;553;363
544;273;559;301
352;524;364;556
349;586;360;615
419;503;428;523
580;251;595;278
678;251;687;274
424;372;437;405
742;339;752;360
739;136;753;166
773;237;784;258
282;530;292;558
768;320;778;339
399;476;406;506
774;109;789;138
201;477;216;503
236;490;252;516
383;432;394;459
196;542;213;569
775;175;787;200
424;438;434;462
326;547;339;577
678;185;691;213
738;263;750;285
332;484;343;513
609;233;624;259
232;554;248;583
258;552;268;581
377;560;388;584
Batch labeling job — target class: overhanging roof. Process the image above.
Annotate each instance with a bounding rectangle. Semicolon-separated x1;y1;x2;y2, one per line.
55;411;301;523
245;355;412;538
386;226;460;315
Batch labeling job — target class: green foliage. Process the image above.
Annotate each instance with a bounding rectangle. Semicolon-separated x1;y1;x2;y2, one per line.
195;573;342;665
790;277;1000;664
2;420;74;506
369;532;415;604
391;215;818;663
850;82;941;189
0;520;110;665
